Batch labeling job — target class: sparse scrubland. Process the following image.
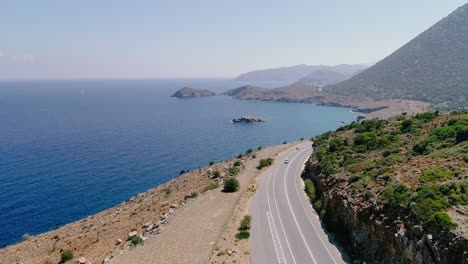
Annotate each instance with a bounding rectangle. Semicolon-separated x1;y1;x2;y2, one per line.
303;110;468;264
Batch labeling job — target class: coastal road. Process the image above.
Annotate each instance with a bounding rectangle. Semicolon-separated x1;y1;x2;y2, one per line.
250;143;346;264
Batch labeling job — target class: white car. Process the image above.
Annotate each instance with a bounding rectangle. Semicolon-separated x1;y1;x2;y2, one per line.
284;159;289;164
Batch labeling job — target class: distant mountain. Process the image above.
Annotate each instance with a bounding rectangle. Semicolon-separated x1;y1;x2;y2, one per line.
171;87;216;98
296;70;349;86
235;64;367;82
325;3;468;109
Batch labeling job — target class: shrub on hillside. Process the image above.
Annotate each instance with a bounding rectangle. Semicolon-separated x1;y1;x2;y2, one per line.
304;179;316;202
381;184;410;207
59;250;74;263
239;215;252;231
419;168;454;183
212;170;221;178
131;235;144;246
223;177;240;192
233;160;241;167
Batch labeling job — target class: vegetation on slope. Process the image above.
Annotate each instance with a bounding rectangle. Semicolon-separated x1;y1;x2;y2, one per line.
311;110;468;231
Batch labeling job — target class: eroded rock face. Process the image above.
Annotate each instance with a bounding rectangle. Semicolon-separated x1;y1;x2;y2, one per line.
303;158;468;264
232;116;265;123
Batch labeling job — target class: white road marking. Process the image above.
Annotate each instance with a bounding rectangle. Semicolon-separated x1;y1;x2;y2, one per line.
267;211;287;264
292;149;339;264
282;147;319;264
270;162;297;264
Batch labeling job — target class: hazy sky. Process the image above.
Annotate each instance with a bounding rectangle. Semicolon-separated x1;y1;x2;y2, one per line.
1;0;466;79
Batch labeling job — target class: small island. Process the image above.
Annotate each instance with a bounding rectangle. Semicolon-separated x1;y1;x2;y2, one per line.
171;87;216;98
232;116;265;123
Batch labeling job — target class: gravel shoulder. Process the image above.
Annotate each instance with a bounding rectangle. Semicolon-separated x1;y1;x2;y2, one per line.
109;143;295;264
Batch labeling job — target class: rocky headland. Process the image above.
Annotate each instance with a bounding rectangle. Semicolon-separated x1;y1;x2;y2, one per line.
232;116;265;123
171;87;216;98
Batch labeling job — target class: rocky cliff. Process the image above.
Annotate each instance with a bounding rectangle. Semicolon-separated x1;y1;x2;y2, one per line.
302;111;468;263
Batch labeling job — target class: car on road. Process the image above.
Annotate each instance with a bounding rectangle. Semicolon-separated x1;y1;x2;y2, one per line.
284;159;289;164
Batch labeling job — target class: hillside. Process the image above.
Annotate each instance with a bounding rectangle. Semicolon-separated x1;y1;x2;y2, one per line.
235;64;366;82
303;111;468;263
296;69;349;86
325;4;468;109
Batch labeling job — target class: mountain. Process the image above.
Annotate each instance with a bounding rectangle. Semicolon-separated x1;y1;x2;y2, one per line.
325;3;468;109
171;87;216;98
235;64;367;82
296;70;349;86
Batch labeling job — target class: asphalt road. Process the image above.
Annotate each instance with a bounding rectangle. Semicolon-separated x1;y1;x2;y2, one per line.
250;143;347;264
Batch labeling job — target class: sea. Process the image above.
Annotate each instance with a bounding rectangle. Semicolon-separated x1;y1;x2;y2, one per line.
0;79;358;246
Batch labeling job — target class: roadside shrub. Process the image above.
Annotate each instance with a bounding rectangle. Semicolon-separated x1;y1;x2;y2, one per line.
419;168;454;183
207;182;220;190
131;235;144;246
239;215;252;231
237;153;243;159
233;160;241;167
212;170;221;179
381;184;410;207
235;230;250;240
228;167;239;175
304;179;316;202
257;158;274;169
313;199;323;212
188;192;198;199
59;250;74;263
245;148;253;155
209;160;215;166
223;177;240;192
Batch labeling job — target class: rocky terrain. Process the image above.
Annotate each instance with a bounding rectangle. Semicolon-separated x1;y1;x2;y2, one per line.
232;116;265;123
171;87;216;98
0;155;248;264
223;84;429;119
302;111;468;263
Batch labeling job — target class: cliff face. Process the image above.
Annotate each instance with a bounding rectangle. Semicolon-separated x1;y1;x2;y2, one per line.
302;112;468;263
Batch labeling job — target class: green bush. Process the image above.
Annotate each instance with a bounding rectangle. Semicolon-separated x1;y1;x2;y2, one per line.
223;177;240;192
239;215;252;231
228;167;239;175
235;230;250;240
313;199;323;211
131;235;144;246
207;182;220;190
419;168;454;183
427;212;458;230
456;127;468;143
59;250;74;263
464;155;468;163
188;192;198;199
209;160;215;166
415;112;436;122
381;184;410;207
212;170;221;178
164;188;172;197
237;153;243;159
257;158;274;169
400;119;413;133
304;179;316;202
245;148;253;155
283;141;287;144
233;160;241;167
257;146;262;151
329;138;344;152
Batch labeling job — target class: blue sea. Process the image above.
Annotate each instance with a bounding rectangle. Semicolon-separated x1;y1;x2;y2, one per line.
0;79;357;246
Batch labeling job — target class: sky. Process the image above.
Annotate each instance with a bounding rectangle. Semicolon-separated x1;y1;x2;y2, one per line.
0;0;466;79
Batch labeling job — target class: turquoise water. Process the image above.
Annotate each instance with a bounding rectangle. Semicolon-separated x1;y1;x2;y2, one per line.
0;79;357;246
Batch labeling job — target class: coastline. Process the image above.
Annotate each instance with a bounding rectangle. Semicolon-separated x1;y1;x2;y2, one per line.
0;142;298;264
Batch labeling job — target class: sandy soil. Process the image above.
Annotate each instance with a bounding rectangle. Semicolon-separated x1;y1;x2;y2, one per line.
108;143;294;264
0;143;290;264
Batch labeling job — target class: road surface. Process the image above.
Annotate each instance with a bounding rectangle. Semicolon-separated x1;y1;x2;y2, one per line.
250;143;347;264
